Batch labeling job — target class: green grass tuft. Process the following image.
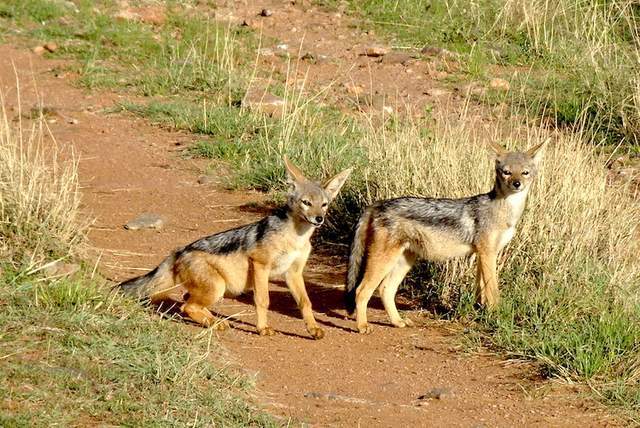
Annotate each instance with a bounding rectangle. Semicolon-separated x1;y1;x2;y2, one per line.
0;272;275;426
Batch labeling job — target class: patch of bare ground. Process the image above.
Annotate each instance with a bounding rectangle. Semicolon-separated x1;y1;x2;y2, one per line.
0;1;624;424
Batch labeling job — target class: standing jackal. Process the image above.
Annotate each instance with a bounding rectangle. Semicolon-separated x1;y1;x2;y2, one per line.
345;140;547;334
119;157;352;339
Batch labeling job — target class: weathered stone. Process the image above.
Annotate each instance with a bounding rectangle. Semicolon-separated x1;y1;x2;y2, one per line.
197;175;216;185
32;46;46;55
258;48;275;57
424;88;449;97
364;45;389;57
259;8;273;17
242;89;285;117
43;42;58;53
418;387;454;400
124;213;165;230
489;77;510;92
43;261;80;278
461;83;486;97
421;46;458;59
381;52;413;65
344;82;364;96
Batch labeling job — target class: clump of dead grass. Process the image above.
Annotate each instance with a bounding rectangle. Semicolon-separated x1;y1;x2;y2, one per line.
0;93;85;269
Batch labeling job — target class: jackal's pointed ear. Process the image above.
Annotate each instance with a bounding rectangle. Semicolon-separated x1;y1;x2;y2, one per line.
323;167;353;200
283;156;308;186
486;141;508;158
527;138;550;164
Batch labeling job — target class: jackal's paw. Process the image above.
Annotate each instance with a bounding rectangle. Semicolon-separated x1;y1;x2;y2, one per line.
308;327;325;340
395;317;414;328
258;326;276;336
212;320;229;331
357;323;372;334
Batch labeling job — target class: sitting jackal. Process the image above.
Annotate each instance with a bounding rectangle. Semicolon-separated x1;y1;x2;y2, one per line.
119;157;352;339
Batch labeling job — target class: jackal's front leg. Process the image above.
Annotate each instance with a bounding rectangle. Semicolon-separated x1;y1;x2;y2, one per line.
475;249;500;308
285;262;324;340
252;261;274;336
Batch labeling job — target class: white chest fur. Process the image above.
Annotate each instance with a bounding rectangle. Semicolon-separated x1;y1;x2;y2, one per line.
271;250;301;276
504;190;528;226
497;190;529;251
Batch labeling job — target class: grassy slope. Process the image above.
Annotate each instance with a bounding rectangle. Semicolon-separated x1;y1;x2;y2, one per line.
0;269;274;426
322;0;640;147
2;0;640;420
0;1;275;425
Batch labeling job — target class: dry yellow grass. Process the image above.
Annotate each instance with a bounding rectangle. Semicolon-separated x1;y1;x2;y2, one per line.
358;110;640;302
0;92;85;269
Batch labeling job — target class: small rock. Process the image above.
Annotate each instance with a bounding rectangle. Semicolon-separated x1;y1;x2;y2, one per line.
43;261;80;278
242;89;285;117
489;77;510;92
114;6;165;25
421;46;458;59
418;387;454;400
461;83;486;97
381;52;413;65
114;8;139;21
300;52;315;61
432;70;449;80
43;42;58;53
32;46;46;55
258;48;275;57
344;82;364;96
276;43;288;51
197;175;216;185
68;118;79;125
424;88;449;97
259;8;273;17
138;7;166;25
124;213;165;230
364;45;389;57
357;94;394;114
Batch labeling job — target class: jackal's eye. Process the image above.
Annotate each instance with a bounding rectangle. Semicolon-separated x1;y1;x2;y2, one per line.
522;170;530;176
302;200;312;207
501;169;512;176
321;202;328;208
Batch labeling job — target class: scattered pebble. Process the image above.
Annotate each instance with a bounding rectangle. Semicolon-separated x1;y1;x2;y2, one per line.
344;82;364;96
43;42;58;53
381;52;413;65
124;213;166;230
258;48;275;57
418;387;454;400
364;45;389;57
259;8;273;17
421;46;458;59
197;175;216;185
43;261;80;278
424;88;449;97
489;77;510;92
242;89;285;117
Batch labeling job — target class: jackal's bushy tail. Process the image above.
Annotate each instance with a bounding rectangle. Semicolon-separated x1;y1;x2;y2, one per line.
345;208;372;314
118;253;177;301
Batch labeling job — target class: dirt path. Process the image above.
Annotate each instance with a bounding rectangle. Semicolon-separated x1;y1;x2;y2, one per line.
0;4;621;425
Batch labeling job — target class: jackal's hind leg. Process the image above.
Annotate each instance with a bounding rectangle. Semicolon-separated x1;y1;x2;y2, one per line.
355;231;406;334
177;258;228;330
379;251;415;328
